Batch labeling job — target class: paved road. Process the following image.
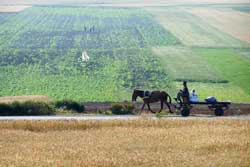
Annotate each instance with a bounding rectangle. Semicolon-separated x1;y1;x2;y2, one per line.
0;115;250;121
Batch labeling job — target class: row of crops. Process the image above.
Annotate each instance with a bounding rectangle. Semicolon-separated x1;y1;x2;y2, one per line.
0;6;178;101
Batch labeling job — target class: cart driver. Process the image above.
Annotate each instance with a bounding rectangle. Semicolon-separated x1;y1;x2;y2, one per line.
176;81;190;105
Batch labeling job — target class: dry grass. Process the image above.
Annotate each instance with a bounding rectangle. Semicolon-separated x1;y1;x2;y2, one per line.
0;95;51;104
0;5;31;12
0;119;249;166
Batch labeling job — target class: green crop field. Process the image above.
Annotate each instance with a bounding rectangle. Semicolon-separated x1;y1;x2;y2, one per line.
153;47;250;102
147;5;250;102
152;46;226;83
0;4;250;102
193;48;250;94
0;6;178;101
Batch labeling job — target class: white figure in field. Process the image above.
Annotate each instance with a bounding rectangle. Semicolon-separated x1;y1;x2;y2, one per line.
189;89;199;102
81;51;89;62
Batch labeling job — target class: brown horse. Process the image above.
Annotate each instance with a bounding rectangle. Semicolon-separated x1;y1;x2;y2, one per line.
132;89;172;113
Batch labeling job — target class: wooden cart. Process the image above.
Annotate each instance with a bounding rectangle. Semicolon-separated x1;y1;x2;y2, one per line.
174;96;231;117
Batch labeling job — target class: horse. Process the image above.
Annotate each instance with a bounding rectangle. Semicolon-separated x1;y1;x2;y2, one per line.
132;89;173;114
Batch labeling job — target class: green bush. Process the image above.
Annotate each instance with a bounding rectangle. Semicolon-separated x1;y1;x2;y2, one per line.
0;101;55;116
0;103;14;116
55;100;85;113
111;103;135;115
124;103;135;113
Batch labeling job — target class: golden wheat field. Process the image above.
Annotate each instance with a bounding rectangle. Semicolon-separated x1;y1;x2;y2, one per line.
0;119;249;167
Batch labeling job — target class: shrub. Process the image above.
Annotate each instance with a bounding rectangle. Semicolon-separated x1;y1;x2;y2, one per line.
111;103;135;115
124;103;135;113
0;103;14;116
111;103;124;114
0;101;55;116
55;100;85;113
12;101;55;115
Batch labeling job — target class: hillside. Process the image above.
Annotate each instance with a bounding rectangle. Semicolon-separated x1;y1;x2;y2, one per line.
0;4;250;102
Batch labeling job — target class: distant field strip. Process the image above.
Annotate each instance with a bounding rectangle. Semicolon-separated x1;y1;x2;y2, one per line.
190;8;250;43
152;46;225;82
1;0;250;5
0;5;31;12
147;7;248;47
232;5;250;13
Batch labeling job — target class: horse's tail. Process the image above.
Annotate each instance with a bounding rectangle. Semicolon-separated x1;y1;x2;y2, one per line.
168;94;172;104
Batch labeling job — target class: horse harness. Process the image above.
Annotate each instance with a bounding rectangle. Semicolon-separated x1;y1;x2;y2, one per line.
144;91;152;98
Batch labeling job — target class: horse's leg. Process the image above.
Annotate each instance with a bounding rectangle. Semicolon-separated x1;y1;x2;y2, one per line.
140;103;145;114
147;103;155;113
164;101;173;113
159;100;163;113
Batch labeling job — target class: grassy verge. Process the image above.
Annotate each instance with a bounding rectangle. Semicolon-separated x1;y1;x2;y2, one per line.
0;119;249;166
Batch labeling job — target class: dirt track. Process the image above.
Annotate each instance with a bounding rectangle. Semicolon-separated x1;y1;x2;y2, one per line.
83;102;250;116
0;102;249;121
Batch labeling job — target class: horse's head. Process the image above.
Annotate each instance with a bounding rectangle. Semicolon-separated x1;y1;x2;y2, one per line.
132;89;138;102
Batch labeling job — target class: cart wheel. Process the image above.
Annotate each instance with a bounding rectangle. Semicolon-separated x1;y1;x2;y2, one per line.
215;107;224;116
181;107;190;117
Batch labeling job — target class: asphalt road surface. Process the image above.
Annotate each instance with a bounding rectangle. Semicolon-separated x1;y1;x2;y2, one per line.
0;115;250;121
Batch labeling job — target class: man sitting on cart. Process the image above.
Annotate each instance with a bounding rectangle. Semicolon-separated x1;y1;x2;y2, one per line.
189;89;199;102
176;81;190;106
